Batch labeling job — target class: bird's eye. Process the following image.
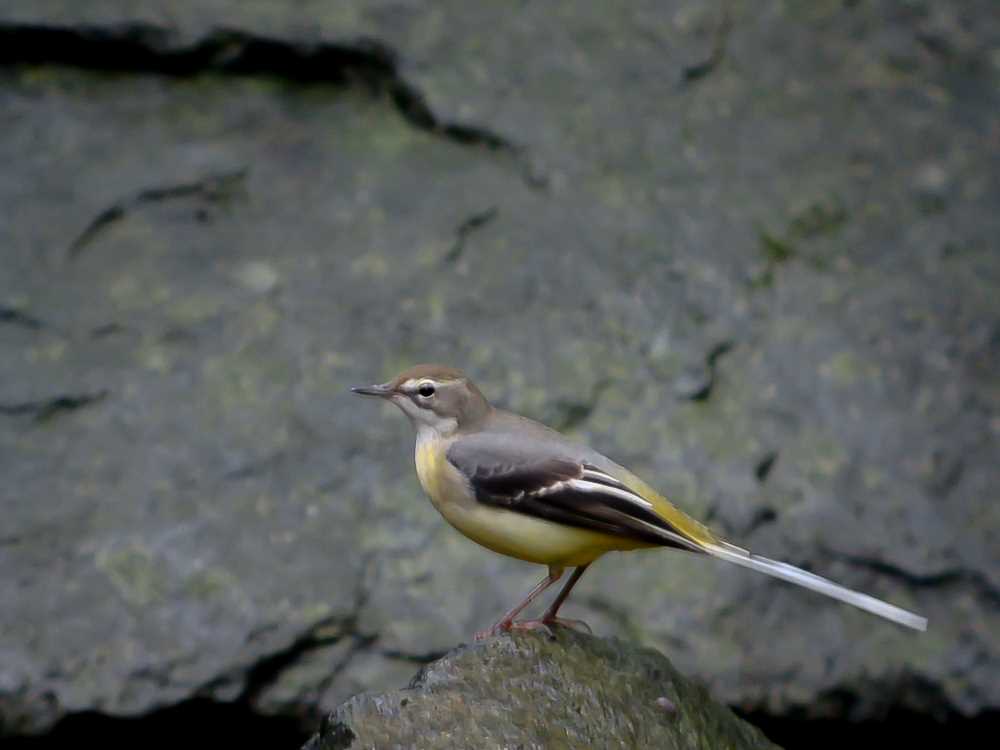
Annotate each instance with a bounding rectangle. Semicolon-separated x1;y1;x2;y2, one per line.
418;383;436;398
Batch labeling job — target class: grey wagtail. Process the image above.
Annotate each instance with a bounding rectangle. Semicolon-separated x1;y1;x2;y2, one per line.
353;364;927;638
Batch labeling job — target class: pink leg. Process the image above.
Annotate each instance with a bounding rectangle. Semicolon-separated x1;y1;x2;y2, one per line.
475;567;563;641
541;564;590;621
539;564;592;633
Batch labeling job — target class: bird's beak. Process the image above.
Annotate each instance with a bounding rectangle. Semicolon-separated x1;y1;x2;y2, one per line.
351;382;395;398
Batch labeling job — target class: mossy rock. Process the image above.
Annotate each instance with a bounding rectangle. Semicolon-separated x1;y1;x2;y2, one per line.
306;630;778;750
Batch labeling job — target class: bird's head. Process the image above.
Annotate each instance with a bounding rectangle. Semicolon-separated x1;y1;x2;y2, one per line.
352;364;491;436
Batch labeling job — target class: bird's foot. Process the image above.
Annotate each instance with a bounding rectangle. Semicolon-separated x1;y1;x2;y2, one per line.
474;616;592;641
542;616;593;634
474;619;532;641
509;619;556;638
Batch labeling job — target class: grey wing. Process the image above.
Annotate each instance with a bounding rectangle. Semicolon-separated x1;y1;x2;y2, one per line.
446;434;696;550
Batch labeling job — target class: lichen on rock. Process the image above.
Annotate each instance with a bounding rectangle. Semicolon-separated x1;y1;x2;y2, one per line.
304;630;779;750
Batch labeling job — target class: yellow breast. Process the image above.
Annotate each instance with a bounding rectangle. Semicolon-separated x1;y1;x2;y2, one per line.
414;436;448;503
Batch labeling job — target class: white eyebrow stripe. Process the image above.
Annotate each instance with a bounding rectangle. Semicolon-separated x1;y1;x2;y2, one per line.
401;378;438;395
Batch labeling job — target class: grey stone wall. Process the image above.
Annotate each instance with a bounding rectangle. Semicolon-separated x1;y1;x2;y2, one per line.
1;0;997;740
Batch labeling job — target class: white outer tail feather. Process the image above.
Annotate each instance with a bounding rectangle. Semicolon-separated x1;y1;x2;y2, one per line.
705;543;928;631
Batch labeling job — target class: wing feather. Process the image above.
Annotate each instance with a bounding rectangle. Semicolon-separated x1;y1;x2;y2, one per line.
447;439;702;552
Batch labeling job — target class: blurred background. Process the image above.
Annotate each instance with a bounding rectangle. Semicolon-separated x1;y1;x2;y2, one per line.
1;1;997;748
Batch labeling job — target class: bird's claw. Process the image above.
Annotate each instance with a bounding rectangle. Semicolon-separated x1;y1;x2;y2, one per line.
543;616;593;634
474;616;592;641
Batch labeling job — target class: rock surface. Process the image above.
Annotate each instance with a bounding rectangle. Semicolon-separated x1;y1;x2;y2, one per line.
1;0;998;739
304;630;780;750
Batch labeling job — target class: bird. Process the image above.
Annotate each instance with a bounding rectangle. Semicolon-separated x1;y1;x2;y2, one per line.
352;364;927;639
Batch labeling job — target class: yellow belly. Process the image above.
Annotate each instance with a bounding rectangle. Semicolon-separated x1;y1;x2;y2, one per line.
438;502;647;566
415;438;650;567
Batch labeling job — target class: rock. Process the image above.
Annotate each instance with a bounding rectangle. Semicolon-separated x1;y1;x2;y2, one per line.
1;0;998;739
304;630;780;750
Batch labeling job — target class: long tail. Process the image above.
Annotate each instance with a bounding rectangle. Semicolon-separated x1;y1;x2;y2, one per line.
704;542;927;631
